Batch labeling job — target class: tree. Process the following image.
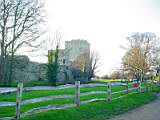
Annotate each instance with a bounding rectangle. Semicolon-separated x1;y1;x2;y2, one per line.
122;32;160;81
88;51;100;80
47;32;61;86
47;48;59;86
0;0;45;86
71;51;100;81
101;74;109;79
110;71;121;79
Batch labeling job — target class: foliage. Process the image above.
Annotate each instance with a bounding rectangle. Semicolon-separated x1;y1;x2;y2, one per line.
47;46;59;86
110;71;121;79
101;74;109;79
98;79;122;82
122;32;160;80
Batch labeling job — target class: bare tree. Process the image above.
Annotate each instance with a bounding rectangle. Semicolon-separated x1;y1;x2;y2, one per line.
0;0;45;86
110;71;121;79
88;51;100;79
70;51;90;72
71;51;100;80
122;32;160;81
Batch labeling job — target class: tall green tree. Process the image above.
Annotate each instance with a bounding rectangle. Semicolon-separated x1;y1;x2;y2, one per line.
47;46;59;86
47;31;61;86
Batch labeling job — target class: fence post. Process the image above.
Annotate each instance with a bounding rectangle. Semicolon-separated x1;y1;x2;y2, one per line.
15;83;23;120
75;81;80;107
107;83;112;102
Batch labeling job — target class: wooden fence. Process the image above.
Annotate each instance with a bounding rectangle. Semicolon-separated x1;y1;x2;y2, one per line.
0;81;146;120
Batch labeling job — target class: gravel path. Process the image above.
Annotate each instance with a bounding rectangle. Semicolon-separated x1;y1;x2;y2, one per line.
109;94;160;120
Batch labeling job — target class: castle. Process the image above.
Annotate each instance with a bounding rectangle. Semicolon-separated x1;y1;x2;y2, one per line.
48;39;90;83
50;39;90;66
12;39;90;83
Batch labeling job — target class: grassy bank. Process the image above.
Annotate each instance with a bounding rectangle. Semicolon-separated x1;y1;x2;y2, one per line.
0;82;159;119
0;85;125;117
22;93;156;120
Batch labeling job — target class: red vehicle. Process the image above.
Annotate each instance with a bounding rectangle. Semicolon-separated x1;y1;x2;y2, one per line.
133;83;139;88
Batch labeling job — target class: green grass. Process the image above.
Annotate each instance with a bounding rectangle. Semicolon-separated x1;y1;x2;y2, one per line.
1;93;128;117
0;85;125;117
0;85;126;116
91;79;122;84
152;75;160;81
97;79;122;82
0;85;125;102
0;79;124;87
22;93;156;120
0;82;159;119
0;94;107;117
146;83;160;93
0;81;51;87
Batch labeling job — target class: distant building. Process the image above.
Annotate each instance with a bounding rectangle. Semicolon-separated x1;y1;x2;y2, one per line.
49;39;90;66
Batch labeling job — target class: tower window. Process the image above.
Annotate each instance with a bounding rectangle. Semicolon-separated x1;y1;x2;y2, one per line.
63;59;65;64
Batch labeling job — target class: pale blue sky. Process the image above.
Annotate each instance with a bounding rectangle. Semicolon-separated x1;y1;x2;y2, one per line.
30;0;160;76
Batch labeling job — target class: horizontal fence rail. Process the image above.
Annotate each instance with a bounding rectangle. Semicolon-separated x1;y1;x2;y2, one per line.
21;104;76;117
81;91;106;97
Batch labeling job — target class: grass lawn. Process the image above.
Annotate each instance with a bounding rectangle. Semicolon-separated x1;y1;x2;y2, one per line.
0;79;124;87
0;81;159;119
22;93;156;120
0;85;125;102
0;81;52;87
96;79;122;83
0;85;126;117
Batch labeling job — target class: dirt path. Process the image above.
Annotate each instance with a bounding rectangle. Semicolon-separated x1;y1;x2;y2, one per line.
109;94;160;120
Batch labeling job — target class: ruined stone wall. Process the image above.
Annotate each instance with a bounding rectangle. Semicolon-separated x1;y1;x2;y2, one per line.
12;56;75;83
12;56;47;83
